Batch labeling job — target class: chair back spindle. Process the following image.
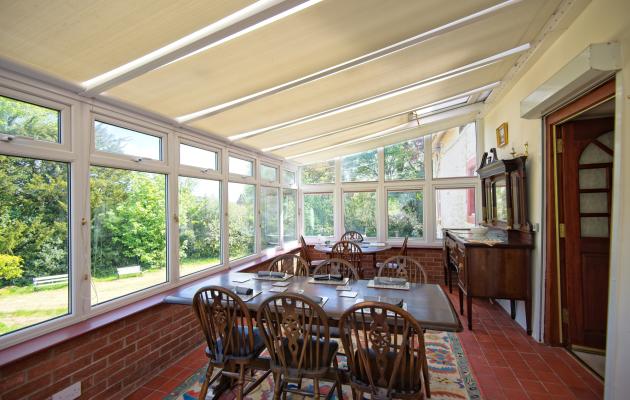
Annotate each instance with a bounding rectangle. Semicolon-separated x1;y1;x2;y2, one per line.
268;254;309;276
378;256;427;283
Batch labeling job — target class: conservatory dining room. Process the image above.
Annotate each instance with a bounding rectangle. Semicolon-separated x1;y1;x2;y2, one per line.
1;0;629;400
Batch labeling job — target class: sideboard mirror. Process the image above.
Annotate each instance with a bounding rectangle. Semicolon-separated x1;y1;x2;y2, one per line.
478;156;531;232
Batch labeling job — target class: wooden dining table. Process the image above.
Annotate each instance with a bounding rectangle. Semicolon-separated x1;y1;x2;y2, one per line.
165;271;462;332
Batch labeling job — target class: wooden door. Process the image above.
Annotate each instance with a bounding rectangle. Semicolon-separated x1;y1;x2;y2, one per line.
558;117;613;350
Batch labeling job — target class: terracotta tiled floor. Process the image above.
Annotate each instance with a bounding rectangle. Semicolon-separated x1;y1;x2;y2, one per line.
127;287;604;400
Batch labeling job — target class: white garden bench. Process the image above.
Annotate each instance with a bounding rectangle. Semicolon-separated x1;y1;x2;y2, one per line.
33;274;68;287
116;265;142;278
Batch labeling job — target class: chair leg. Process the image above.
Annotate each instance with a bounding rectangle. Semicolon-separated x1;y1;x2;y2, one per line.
236;364;246;400
335;375;343;400
313;378;320;400
352;388;360;400
198;364;214;400
272;371;282;400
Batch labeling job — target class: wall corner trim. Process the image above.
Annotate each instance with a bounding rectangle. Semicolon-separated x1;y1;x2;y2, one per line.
520;42;621;119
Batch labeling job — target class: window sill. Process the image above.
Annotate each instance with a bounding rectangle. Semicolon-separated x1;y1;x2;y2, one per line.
0;245;300;367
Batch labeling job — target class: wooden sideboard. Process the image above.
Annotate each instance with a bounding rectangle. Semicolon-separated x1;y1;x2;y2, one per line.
443;228;534;334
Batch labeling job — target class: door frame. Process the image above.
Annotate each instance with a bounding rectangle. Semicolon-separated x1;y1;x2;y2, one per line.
543;79;615;345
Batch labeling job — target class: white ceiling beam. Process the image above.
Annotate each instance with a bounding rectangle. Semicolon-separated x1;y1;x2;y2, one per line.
262;81;500;152
177;0;522;122
287;103;484;160
228;43;529;142
81;0;320;96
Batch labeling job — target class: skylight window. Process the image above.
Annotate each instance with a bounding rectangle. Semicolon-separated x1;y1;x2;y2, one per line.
415;96;469;116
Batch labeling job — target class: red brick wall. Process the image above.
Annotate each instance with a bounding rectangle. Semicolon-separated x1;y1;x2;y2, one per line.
0;304;202;400
307;246;445;283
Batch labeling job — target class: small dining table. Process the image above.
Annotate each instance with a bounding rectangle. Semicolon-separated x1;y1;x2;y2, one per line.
313;242;392;271
165;272;462;332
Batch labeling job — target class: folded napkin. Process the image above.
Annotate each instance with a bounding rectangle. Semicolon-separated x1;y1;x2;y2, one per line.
313;274;343;281
258;271;285;278
375;277;407;286
364;296;404;307
234;286;253;295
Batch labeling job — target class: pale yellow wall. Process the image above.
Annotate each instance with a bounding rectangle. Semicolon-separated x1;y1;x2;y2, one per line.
482;0;630;397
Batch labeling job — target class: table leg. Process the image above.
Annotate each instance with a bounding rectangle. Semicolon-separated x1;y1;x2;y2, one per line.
458;286;464;315
510;299;516;319
467;295;473;330
525;298;532;335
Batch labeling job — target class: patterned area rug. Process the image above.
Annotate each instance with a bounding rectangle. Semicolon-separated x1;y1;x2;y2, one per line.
165;331;481;400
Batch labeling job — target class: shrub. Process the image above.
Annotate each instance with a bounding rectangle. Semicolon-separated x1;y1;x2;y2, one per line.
0;254;24;281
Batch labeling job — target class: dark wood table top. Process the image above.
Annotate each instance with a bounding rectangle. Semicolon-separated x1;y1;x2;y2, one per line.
313;243;392;254
165;272;462;332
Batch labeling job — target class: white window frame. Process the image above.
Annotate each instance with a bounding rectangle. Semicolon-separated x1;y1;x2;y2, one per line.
341;187;379;240
178;137;221;177
0;85;72;154
385;186;426;242
90;113;168;171
228;152;256;182
298;120;482;247
176;175;224;278
260;163;279;185
301;190;336;242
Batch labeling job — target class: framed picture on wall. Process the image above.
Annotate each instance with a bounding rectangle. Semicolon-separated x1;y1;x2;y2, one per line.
496;122;509;147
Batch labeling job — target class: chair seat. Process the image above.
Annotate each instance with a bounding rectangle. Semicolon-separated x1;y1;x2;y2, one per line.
205;326;266;361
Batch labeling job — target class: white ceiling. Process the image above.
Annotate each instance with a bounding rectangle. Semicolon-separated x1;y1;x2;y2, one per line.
0;0;565;164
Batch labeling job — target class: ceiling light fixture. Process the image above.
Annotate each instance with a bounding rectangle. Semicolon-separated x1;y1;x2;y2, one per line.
228;43;529;142
81;0;321;95
261;82;499;152
176;0;522;122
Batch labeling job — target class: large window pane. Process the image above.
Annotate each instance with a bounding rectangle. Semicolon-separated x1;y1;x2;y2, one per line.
282;189;297;242
385;138;425;180
180;144;217;171
388;191;423;239
228;182;256;260
260;164;278;183
283;170;296;186
178;177;221;276
94;121;161;160
303;193;334;236
261;187;279;249
432;122;477;178
0;95;60;143
435;188;476;239
341;150;378;182
90;167;167;305
301;161;335;185
343;191;377;237
0;155;69;336
229;156;253;177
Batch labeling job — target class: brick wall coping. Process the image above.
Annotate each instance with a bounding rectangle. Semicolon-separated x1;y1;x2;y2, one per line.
0;246;300;367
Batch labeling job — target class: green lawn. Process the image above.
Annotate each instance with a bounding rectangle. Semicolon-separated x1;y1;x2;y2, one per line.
0;257;220;335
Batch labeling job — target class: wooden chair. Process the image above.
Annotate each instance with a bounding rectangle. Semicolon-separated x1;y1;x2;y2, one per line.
192;286;270;400
339;302;431;400
268;254;309;276
300;235;326;270
341;230;365;242
376;236;408;269
313;258;360;281
331;240;363;273
377;256;427;284
256;293;343;400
